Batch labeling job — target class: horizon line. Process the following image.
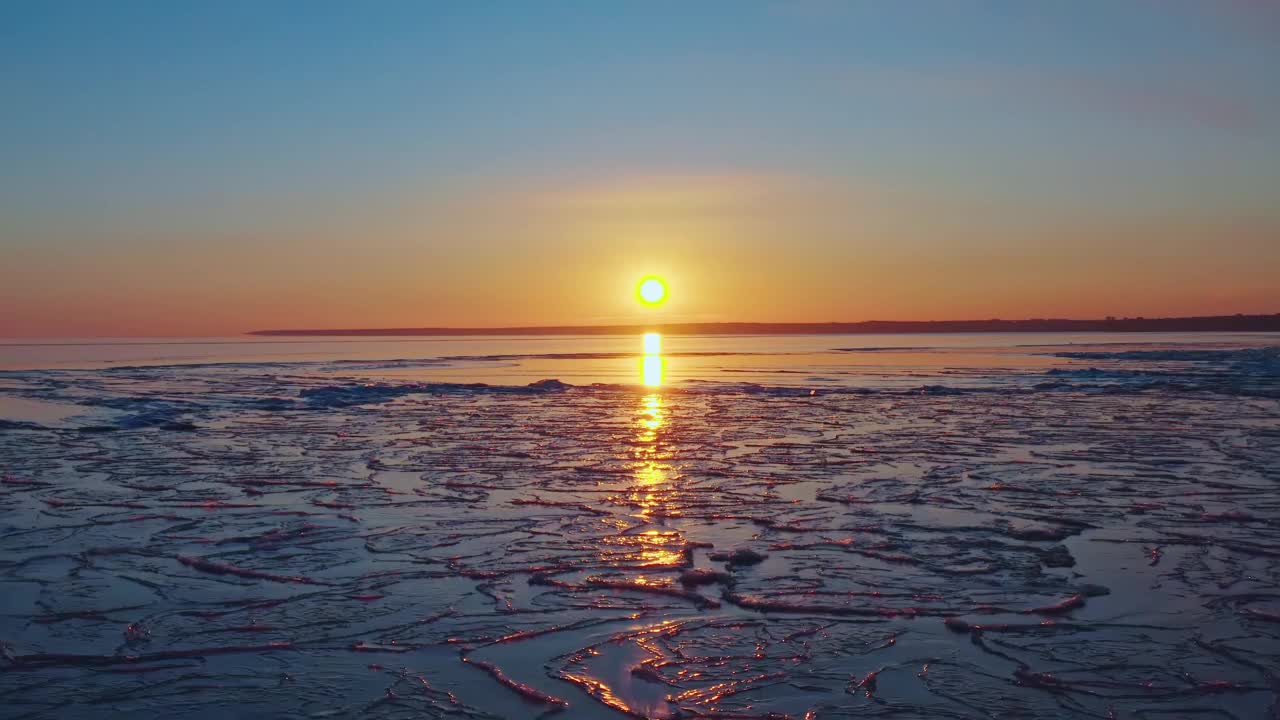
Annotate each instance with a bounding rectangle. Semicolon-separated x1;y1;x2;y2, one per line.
248;313;1280;337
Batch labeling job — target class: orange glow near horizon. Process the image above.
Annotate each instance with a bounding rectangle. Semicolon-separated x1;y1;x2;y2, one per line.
2;172;1276;337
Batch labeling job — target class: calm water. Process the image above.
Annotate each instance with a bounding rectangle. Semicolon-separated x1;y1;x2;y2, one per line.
2;331;1276;375
1;333;1277;718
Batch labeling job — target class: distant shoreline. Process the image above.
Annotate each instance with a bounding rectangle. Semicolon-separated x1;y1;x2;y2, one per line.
251;314;1280;337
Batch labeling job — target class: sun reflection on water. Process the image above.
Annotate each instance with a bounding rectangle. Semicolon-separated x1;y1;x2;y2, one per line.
641;355;664;387
641;332;664;387
642;332;662;354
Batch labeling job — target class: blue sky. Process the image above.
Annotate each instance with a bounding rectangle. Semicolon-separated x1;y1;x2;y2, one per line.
2;1;1277;334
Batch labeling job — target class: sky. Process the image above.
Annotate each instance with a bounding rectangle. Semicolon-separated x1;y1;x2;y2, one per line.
2;0;1278;336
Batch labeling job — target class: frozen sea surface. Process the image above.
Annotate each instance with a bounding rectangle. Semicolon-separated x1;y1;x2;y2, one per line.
1;335;1278;719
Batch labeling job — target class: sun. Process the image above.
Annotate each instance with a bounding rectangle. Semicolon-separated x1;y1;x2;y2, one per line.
637;276;667;306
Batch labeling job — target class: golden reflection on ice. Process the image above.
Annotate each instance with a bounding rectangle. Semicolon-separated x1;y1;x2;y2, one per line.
597;529;684;568
633;529;684;567
634;394;666;486
637;394;662;442
629;391;678;521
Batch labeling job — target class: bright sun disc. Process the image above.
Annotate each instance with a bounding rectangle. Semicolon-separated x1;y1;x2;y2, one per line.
637;277;667;306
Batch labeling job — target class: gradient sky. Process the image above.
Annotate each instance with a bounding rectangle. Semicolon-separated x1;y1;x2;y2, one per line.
2;1;1278;336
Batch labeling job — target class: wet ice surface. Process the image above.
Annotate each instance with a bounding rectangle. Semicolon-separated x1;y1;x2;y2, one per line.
1;341;1278;719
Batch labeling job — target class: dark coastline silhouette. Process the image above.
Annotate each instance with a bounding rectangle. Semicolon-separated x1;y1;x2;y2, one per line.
250;313;1280;337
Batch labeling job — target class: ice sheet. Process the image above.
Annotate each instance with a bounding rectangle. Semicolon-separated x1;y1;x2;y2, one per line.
1;339;1277;718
